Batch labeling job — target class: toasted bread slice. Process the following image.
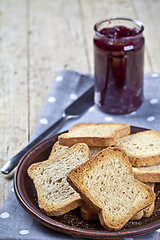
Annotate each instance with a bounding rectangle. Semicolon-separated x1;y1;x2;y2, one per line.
131;183;155;220
50;141;105;159
81;183;155;221
133;164;160;182
58;123;130;147
117;130;160;167
68;147;155;231
27;143;90;216
48;141;69;161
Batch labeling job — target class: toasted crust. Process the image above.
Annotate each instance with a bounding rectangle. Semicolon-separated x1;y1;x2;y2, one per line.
40;198;83;216
50;141;106;159
59;135;116;147
127;155;160;168
80;202;99;221
58;123;130;147
130;211;144;220
133;165;160;182
27;143;90;216
117;130;160;167
67;147;155;231
80;184;155;221
131;183;155;220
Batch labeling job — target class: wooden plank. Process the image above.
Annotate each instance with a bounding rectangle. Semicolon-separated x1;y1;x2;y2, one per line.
80;0;152;73
0;0;28;209
28;0;90;135
132;0;160;73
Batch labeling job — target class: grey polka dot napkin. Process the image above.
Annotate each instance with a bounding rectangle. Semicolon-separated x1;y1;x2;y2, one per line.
0;69;160;240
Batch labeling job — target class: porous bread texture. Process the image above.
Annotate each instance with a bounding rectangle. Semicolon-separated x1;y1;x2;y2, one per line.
48;141;69;161
68;147;155;231
81;182;155;221
58;122;130;146
90;146;106;157
50;141;105;159
131;183;155;220
133;164;160;182
27;143;90;216
117;130;160;167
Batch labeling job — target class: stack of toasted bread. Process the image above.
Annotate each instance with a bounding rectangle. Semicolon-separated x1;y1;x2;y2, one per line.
27;122;159;231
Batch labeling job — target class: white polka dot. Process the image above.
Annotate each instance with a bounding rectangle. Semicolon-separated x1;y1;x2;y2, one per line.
147;116;155;122
39;118;48;125
55;75;63;82
105;116;113;121
150;98;158;104
19;230;29;235
48;96;56;103
151;73;159;77
70;93;78;100
89;106;95;112
0;212;10;219
11;187;14;192
129;111;136;115
156;229;160;232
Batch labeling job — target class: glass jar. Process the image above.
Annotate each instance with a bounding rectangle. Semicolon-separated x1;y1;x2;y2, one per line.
93;18;144;114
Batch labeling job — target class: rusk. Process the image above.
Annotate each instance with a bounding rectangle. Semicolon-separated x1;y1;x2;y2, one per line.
27;143;90;216
58;122;130;146
133;164;160;182
48;141;69;160
68;147;155;231
80;184;155;221
117;130;160;167
50;141;105;158
131;183;155;220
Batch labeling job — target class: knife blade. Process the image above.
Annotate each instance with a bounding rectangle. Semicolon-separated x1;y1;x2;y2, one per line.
1;86;94;174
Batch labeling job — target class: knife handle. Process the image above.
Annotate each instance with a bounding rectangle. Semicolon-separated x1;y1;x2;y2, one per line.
1;116;68;174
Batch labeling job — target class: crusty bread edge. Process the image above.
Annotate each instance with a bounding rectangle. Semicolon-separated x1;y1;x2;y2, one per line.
80;202;99;221
99;180;155;231
39;198;83;216
114;124;130;138
27;143;91;216
59;134;117;147
67;147;155;230
67;148;129;212
143;200;155;217
133;169;160;182
28;162;83;216
127;155;160;167
117;130;160;167
131;183;155;220
58;123;130;147
80;182;155;221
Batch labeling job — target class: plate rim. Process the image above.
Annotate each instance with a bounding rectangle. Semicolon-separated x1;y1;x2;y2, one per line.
14;126;160;239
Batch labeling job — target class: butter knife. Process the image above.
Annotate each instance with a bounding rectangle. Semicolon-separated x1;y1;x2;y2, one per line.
1;86;94;174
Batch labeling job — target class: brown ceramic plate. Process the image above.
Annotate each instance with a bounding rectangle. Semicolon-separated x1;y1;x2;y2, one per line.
14;126;160;239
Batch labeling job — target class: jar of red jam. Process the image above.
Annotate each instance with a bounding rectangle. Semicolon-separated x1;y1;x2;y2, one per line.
94;18;144;114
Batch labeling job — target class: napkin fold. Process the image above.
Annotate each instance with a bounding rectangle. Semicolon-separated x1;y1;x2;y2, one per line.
0;69;160;240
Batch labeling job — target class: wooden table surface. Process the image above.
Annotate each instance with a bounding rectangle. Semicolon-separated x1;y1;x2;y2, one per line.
0;0;160;237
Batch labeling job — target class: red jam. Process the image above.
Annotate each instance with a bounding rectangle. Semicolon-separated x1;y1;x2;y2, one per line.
94;23;144;114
